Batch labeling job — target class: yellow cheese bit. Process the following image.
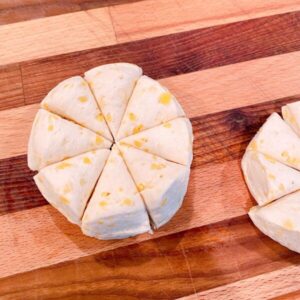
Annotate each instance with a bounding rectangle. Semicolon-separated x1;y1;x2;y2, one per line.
133;124;144;134
88;81;94;88
268;173;276;180
48;114;58;122
284;109;296;124
137;183;145;192
118;187;124;192
283;219;294;230
48;125;54;132
96;113;104;122
81;81;88;87
63;183;72;194
83;157;92;164
95;136;104;145
121;198;134;206
281;151;289;158
159;92;172;105
42;103;50;110
78;96;88;103
263;154;276;164
151;162;166;170
106;113;112;122
101;192;110;197
60;196;70;205
279;183;285;192
98;220;104;224
56;161;72;170
129;112;136;122
248;140;257;151
80;178;86;186
134;140;143;148
99;201;108;208
287;157;300;165
163;122;172;128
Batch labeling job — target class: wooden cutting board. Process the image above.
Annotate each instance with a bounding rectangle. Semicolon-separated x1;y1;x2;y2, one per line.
1;1;300;299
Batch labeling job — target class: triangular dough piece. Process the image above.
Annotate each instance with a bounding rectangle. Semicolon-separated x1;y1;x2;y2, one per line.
282;102;300;136
242;150;300;205
41;76;112;140
34;149;110;225
84;63;142;139
249;190;300;254
247;112;300;170
117;76;185;140
28;109;112;170
82;145;151;240
118;144;190;229
120;118;193;166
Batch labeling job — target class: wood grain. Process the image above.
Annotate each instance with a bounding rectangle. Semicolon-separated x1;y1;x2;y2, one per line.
2;51;300;159
16;11;300;107
0;103;38;159
183;265;300;300
0;155;46;216
0;0;144;25
0;7;116;65
1;215;300;299
0;64;24;110
111;0;300;42
1;96;299;278
1;0;299;64
1;94;297;215
2;1;300;298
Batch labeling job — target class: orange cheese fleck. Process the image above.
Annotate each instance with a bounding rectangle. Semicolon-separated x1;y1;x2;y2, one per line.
60;196;70;205
83;157;92;164
133;124;143;134
79;96;88;103
129;112;136;121
56;161;72;170
159;92;172;105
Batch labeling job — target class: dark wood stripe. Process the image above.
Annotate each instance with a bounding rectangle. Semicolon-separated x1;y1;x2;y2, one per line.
0;95;298;216
0;11;299;109
0;214;298;299
193;94;300;167
0;0;144;25
273;290;300;300
0;65;24;110
0;155;47;216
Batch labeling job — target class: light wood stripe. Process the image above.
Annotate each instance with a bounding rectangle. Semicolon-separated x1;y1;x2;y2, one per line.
1;0;300;65
0;7;116;65
180;265;300;300
112;0;300;42
0;0;144;25
0;103;38;160
1;51;300;160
